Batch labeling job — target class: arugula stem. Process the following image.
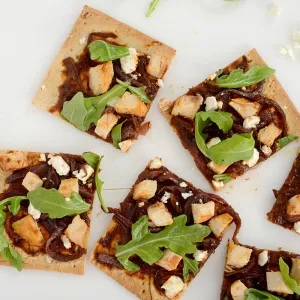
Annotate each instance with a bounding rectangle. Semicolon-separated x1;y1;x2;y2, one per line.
147;0;161;18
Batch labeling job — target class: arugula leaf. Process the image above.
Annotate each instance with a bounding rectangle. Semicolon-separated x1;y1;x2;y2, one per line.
111;121;126;149
116;79;151;104
183;257;199;281
116;215;211;271
27;188;90;218
213;174;232;183
216;65;275;88
198;111;233;134
279;257;300;294
245;288;284;300
207;133;255;166
7;196;28;216
82;152;100;169
146;0;160;17
88;40;130;62
194;113;210;157
277;135;298;150
0;235;8;252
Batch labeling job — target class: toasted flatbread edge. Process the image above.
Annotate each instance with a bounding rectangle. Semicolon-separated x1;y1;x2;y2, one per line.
0;150;92;275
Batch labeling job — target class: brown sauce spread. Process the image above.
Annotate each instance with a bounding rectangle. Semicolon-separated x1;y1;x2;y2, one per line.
220;244;300;300
50;32;159;144
94;165;241;294
268;152;300;230
1;153;95;262
170;56;287;183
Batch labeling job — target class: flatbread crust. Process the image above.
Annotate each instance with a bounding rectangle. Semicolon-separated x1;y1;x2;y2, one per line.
0;150;91;275
32;5;176;118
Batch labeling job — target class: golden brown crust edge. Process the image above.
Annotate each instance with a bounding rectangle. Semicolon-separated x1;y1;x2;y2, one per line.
0;150;91;275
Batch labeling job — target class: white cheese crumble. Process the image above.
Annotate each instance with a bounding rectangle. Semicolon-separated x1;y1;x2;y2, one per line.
269;0;281;16
193;250;208;262
28;202;41;220
157;79;164;88
161;191;171;203
120;47;138;74
294;221;300;233
48;156;70;176
41;85;46;90
261;145;272;157
206;137;221;149
258;250;269;266
39;153;47;162
130;74;138;80
278;46;296;60
61;235;72;249
212;180;224;190
243;116;260;129
181;191;193;199
138;202;145;207
243;148;259;168
79;36;87;45
205;96;218;112
179;182;188;188
217;101;223;110
65;198;71;202
74;164;94;184
207;73;216;81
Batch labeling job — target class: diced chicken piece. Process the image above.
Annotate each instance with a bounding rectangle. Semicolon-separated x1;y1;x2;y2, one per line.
116;92;148;117
65;215;88;249
229;98;261;119
192;201;215;224
161;276;185;299
133;180;157;200
58;178;79;198
266;271;293;295
294;221;300;233
242;148;259;168
39;153;47;162
12;215;44;246
193;250;208;262
89;61;114;95
0;151;40;171
119;140;133;153
120;48;138;74
212;180;224;191
226;243;252;270
48;155;70;176
22;172;43;191
209;213;233;237
156;249;182;271
171;94;203;120
159;98;174;112
207;161;230;174
147;202;173;227
258;250;269;266
75;164;94;184
230;280;248;300
146;54;168;78
261;145;272;156
205;96;218;112
257;123;282;147
28;202;41;220
291;258;300;285
287;195;300;216
243;116;260;129
206;137;221;149
94;112;119;139
149;157;162;170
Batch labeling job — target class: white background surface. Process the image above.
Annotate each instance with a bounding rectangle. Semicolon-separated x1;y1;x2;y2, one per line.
0;0;300;299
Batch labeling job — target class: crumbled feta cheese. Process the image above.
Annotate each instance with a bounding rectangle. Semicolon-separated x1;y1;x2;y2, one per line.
157;79;164;88
206;137;221;149
138;202;145;207
261;145;272;157
28;202;41;220
179;182;188;188
61;235;72;249
217;101;223;110
176;202;179;206
243;148;259;168
278;46;296;60
243;116;260;129
258;250;269;266
79;36;87;45
193;250;208;262
212;180;224;190
269;0;281;16
149;157;162;170
241;87;247;91
161;191;171;203
130;74;138;80
205;96;218;112
75;164;94;184
294;221;300;233
65;198;71;202
207;73;216;81
293;29;300;49
181;191;193;199
120;47;138;74
41;85;46;90
162;276;185;299
48;156;70;176
39;153;46;162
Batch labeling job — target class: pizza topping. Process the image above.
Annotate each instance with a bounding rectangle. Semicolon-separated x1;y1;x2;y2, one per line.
155;249;182;271
88;61;114;95
133;180;157;200
286;195;300;216
48;155;70;176
147;202;173;226
94;112;119;139
290;259;300;285
258;250;269;266
58;178;79;198
243;116;260;129
65;215;88;249
61;235;72;249
171;94;203;120
149;157;162;170
161;191;171;203
261;145;272;157
207;161;230;174
119;139;133;152
242;148;259;168
230;280;248;300
217;101;223;109
229;98;261;119
22;171;43;192
206;137;221;149
157;79;164;88
120;48;138;74
205;96;218;112
146;53;167;78
159;98;174;112
258;123;282;147
161;275;185;299
181;191;193;199
39;153;47;162
225;243;252;270
116;92;148;117
179;182;188;188
294;221;300;233
28;202;41;220
212;180;225;190
193;250;208;262
74;164;94;184
208;213;233;238
192;201;215;224
266;271;293;295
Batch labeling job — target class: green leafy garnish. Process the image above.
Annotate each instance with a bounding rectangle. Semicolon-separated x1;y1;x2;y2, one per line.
27;189;90;218
216;65;275;88
116;79;151;104
277;135;298;150
245;288;284;300
146;0;160;17
183;257;199;281
88;40;130;62
111;120;126;149
116;215;211;272
199;111;233;134
213;174;232;183
279;257;300;294
83;152;108;213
